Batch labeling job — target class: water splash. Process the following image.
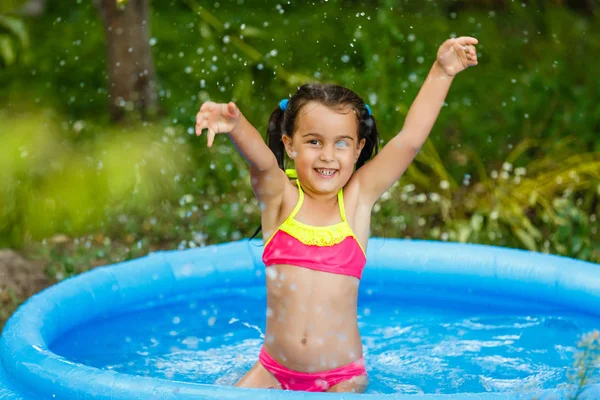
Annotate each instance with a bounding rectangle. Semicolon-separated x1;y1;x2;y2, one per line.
229;318;264;339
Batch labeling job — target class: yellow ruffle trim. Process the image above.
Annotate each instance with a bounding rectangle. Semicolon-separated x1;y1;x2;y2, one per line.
279;218;353;247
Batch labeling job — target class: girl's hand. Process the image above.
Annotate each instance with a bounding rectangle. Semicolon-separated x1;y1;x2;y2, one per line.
436;36;479;77
195;101;241;147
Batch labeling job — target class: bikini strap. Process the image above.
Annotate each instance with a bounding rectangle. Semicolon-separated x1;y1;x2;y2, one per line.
289;180;345;222
338;187;347;222
288;179;304;219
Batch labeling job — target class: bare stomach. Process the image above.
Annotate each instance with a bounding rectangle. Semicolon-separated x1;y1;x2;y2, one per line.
262;264;363;372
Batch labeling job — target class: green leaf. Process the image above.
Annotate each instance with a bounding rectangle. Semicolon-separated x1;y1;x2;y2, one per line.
470;214;484;232
456;222;471;243
0;14;29;49
0;35;15;66
514;228;538;251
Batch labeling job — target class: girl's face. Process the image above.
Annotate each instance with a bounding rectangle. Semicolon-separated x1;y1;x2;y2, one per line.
283;101;365;195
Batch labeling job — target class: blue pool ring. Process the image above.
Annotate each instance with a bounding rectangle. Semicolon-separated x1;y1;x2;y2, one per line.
1;238;599;399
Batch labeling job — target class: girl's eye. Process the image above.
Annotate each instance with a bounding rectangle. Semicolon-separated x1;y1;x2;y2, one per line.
336;141;349;148
308;140;320;145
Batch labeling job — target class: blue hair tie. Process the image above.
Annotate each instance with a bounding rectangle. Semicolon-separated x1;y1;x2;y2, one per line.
279;99;289;111
365;104;373;116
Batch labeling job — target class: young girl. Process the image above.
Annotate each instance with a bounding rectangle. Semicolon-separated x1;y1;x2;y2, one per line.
195;36;478;393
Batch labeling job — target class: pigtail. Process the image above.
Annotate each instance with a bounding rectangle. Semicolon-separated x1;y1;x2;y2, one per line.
267;106;287;170
356;108;379;169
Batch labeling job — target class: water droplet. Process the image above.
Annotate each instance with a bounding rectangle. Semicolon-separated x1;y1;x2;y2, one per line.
266;268;278;280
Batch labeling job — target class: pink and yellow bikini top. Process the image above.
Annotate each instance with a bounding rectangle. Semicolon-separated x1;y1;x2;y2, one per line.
262;178;367;280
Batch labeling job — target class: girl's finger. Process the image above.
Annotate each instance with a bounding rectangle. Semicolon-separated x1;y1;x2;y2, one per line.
196;121;204;136
227;102;238;117
467;54;478;66
207;128;216;147
195;115;206;136
467;46;478;63
461;45;477;60
456;36;479;46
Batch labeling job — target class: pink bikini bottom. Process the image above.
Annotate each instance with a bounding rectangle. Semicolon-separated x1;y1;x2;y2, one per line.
258;346;367;392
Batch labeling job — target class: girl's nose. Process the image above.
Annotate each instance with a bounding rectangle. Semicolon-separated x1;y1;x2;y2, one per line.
320;147;334;162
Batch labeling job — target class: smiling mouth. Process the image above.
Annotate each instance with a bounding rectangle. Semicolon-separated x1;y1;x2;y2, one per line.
315;168;338;177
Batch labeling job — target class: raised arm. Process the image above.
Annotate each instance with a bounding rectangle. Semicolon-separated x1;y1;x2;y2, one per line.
353;37;478;207
196;102;288;205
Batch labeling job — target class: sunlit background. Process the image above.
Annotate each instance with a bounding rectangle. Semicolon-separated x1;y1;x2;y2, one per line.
1;0;599;389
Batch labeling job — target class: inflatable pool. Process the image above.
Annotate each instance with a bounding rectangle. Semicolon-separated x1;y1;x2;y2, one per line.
1;238;599;399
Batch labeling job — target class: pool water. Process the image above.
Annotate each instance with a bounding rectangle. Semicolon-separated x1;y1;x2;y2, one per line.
51;286;599;395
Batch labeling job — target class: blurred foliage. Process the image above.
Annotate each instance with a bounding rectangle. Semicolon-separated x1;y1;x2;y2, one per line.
376;137;600;260
0;12;29;67
0;0;598;271
0;110;192;248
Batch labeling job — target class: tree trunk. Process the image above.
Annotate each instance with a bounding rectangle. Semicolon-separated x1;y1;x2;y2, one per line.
95;0;158;122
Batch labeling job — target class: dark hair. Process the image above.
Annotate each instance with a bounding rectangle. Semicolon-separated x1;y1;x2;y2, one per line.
251;83;380;239
267;83;379;171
